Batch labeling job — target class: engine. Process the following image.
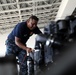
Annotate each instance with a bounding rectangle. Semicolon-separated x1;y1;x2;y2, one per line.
27;15;76;75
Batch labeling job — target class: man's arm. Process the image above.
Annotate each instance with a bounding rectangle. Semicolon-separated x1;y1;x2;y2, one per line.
15;36;32;53
33;27;42;34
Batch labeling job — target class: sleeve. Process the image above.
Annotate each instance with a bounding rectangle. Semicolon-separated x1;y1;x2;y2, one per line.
33;27;42;34
15;23;24;39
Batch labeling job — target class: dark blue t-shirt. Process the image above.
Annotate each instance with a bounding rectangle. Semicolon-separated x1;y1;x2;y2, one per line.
8;22;42;44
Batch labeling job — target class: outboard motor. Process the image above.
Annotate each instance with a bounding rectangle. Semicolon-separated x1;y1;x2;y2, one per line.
35;34;54;64
44;21;57;36
27;52;34;75
29;49;42;75
27;15;76;75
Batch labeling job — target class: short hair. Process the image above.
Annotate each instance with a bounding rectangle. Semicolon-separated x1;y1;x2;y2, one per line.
29;15;39;21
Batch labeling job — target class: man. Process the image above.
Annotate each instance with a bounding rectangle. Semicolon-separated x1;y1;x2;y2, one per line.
5;15;42;75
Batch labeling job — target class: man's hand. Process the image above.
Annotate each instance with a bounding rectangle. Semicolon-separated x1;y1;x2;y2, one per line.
26;47;33;53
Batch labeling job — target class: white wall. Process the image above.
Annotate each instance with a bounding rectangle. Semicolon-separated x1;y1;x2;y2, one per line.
0;29;43;57
55;0;76;21
0;33;8;57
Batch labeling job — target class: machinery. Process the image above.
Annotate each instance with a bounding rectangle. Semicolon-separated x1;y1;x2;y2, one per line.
26;15;76;75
